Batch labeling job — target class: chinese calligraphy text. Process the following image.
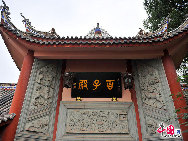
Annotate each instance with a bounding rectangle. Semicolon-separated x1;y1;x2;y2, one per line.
71;72;122;98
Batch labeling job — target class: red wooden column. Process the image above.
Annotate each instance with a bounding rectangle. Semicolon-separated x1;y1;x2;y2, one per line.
127;61;143;141
2;50;34;141
52;76;63;141
52;61;66;141
162;50;188;140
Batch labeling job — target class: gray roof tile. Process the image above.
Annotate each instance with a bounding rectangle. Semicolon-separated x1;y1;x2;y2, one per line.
0;86;16;126
1;15;187;47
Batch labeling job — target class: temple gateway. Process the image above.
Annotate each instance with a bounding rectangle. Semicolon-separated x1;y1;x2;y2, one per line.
0;1;187;141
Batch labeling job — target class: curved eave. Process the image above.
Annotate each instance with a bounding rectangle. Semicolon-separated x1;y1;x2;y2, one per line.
0;27;28;70
0;25;187;70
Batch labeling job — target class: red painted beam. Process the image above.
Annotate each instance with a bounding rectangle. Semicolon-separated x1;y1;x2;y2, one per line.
2;50;34;141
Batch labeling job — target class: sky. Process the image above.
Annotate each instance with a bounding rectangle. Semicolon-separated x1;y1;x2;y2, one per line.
0;0;147;83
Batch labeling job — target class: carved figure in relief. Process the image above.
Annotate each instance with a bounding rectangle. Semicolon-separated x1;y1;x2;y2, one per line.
25;116;49;134
30;83;54;109
36;64;56;87
35;84;53;100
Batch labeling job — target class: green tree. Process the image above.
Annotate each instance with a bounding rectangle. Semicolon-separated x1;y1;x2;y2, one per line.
143;0;188;85
177;55;188;84
143;0;188;32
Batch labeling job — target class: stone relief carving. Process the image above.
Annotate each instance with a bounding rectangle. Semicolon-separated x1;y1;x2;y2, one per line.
25;116;49;134
24;62;58;134
30;83;54;109
145;116;158;135
15;59;62;140
133;59;180;140
138;62;170;135
56;102;136;141
35;64;56;88
137;63;166;110
66;110;128;134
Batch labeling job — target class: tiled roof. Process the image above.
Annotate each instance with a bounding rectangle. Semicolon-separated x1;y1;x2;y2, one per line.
0;85;16;126
0;113;15;125
2;24;186;47
1;21;187;47
0;1;187;47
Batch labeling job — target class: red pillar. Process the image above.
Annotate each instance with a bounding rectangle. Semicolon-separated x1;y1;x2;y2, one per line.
2;50;34;141
52;61;66;141
162;50;188;140
130;86;143;141
127;61;143;141
52;76;63;141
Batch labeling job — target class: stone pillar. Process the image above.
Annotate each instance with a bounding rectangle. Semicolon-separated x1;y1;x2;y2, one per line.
2;50;34;141
127;61;143;141
162;50;188;140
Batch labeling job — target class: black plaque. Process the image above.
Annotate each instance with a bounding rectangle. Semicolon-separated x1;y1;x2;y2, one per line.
71;72;122;98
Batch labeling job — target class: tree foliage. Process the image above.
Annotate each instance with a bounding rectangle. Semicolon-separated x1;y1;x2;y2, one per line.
143;0;188;85
143;0;188;32
177;55;188;84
